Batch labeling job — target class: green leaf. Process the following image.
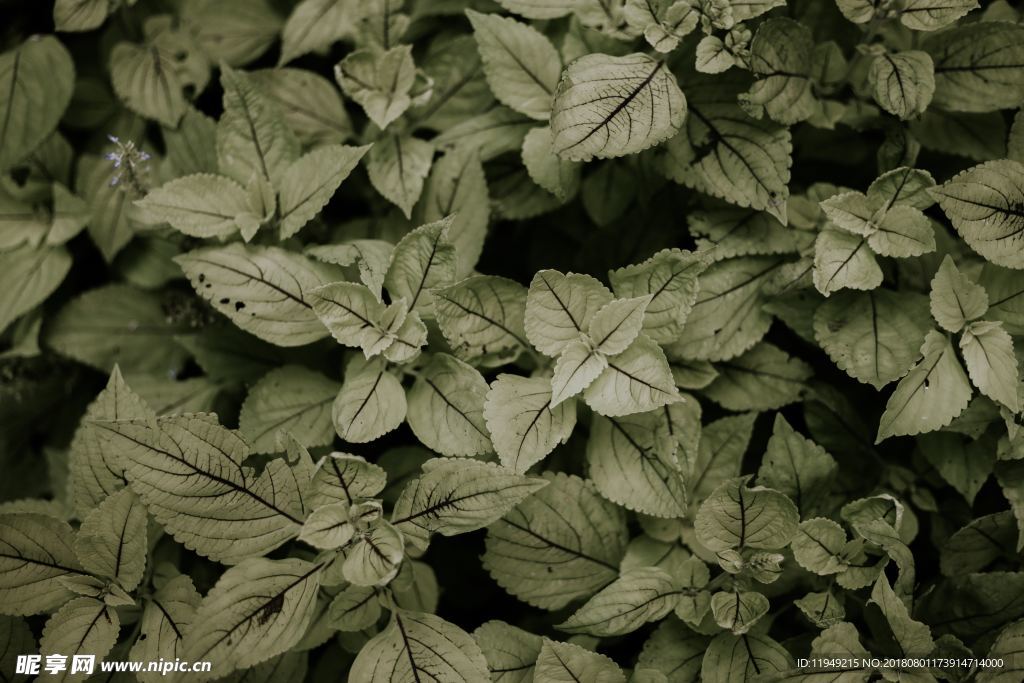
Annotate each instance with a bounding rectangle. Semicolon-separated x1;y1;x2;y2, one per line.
791;518;851;575
473;621;542;683
495;0;576;19
703;342;811;411
522;125;581;201
94;413;304;564
690;413;756;503
1;37;72;173
39;598;119;681
869;51;935;120
689;207;801;261
435;275;529;363
870;573;935;657
700;632;793;683
109;41;191;128
901;0;979;30
668;256;782;361
332;356;407;444
813;289;932;389
76;154;138;262
73;488;146;591
525;270;613;357
813;229;883;296
961;320;1019;411
484;374;576;473
350;610;490;683
391;458;547;548
130;575;200;683
931;160;1024;269
217;65;300;187
250;68;353;146
695;477;800;552
46;284;190;374
135;173;250;238
930;255;989;333
327;584;380;632
183;0;281;67
584;335;681;416
919;432;995;506
335;46;416;130
558;567;681;637
311;282;406;357
0;513;83;615
385;217;458;316
484;472;626;610
587;295;651;356
182;557;321;680
310;452;386;508
663;75;791;222
711;590;770;635
624;0;700;53
741;19;816;125
977;620;1024;683
925;22;1024;113
239;365;339;454
54;0;110;32
279;0;355;65
367;134;434;219
535;638;626;683
877;330;972;441
466;10;561;121
177;244;334;347
587;411;687;518
551;53;687;161
278;144;368;239
0;243;71;335
343;520;405;586
406;353;492;457
757;415;838;518
551;340;607;406
608;248;707;345
635;618;708;682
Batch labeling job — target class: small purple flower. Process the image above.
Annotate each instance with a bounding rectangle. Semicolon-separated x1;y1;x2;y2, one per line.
105;134;151;193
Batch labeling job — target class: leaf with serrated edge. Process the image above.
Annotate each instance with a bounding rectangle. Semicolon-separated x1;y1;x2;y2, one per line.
609;248;707;344
135;174;250;238
73;488;147;591
791;518;850;575
473;621;542;683
694;477;799;552
406;353;492;457
558;567;681;637
333;356;407;444
536;638;626;682
0;513;83;615
384;216;458;316
961;320;1019;411
584;335;681;417
129;574;200;683
310;452;386;509
484;374;576;473
757;415;838;518
239;365;339;454
526;270;613;357
434;275;529;363
278;144;368;239
367;135;433;219
39;597;119;680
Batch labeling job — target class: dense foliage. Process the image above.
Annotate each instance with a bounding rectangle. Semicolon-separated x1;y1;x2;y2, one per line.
4;0;1024;681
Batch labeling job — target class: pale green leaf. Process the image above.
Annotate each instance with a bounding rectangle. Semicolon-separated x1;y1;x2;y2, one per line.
434;275;529;363
54;0;109;32
700;633;792;683
711;590;770;635
109;41;190;128
588;295;651;356
343;520;405;586
484;374;576;473
558;567;681;637
466;10;560;121
741;19;816;125
791;518;850;575
279;0;355;65
385;217;458;315
930;160;1024;269
587;411;686;518
484;472;626;610
298;502;353;550
327;584;381;632
367;135;434;219
877;330;972;441
930;255;989;333
0;36;74;172
794;592;848;631
757;414;837;517
495;0;576;19
901;0;978;30
406;353;492;457
217;65;300;187
332;356;407;444
239;365;339;454
278;144;368;239
130;574;200;683
866;206;936;258
473;621;542;683
73;488;146;591
608;248;707;344
183;0;281;67
525;270;613;357
183;557;321;680
76;154;139;262
690;413;756;503
39;598;119;682
584;335;681;417
94;414;304;564
310;452;387;508
135;173;250;238
176;243;334;347
624;0;700;53
977;620;1024;683
535;638;625;683
392;458;547;548
307;240;393;299
0;513;83;615
961;320;1019;411
813;289;932;389
250;68;354;146
813;229;883;296
869;51;935;120
919;432;995;506
925;22;1024;113
522;125;581;202
0;243;71;335
689;207;801;261
335;46;416;130
703;342;811;411
551;340;607;406
551;53;687;162
350;610;490;683
870;573;935;657
694;477;799;551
